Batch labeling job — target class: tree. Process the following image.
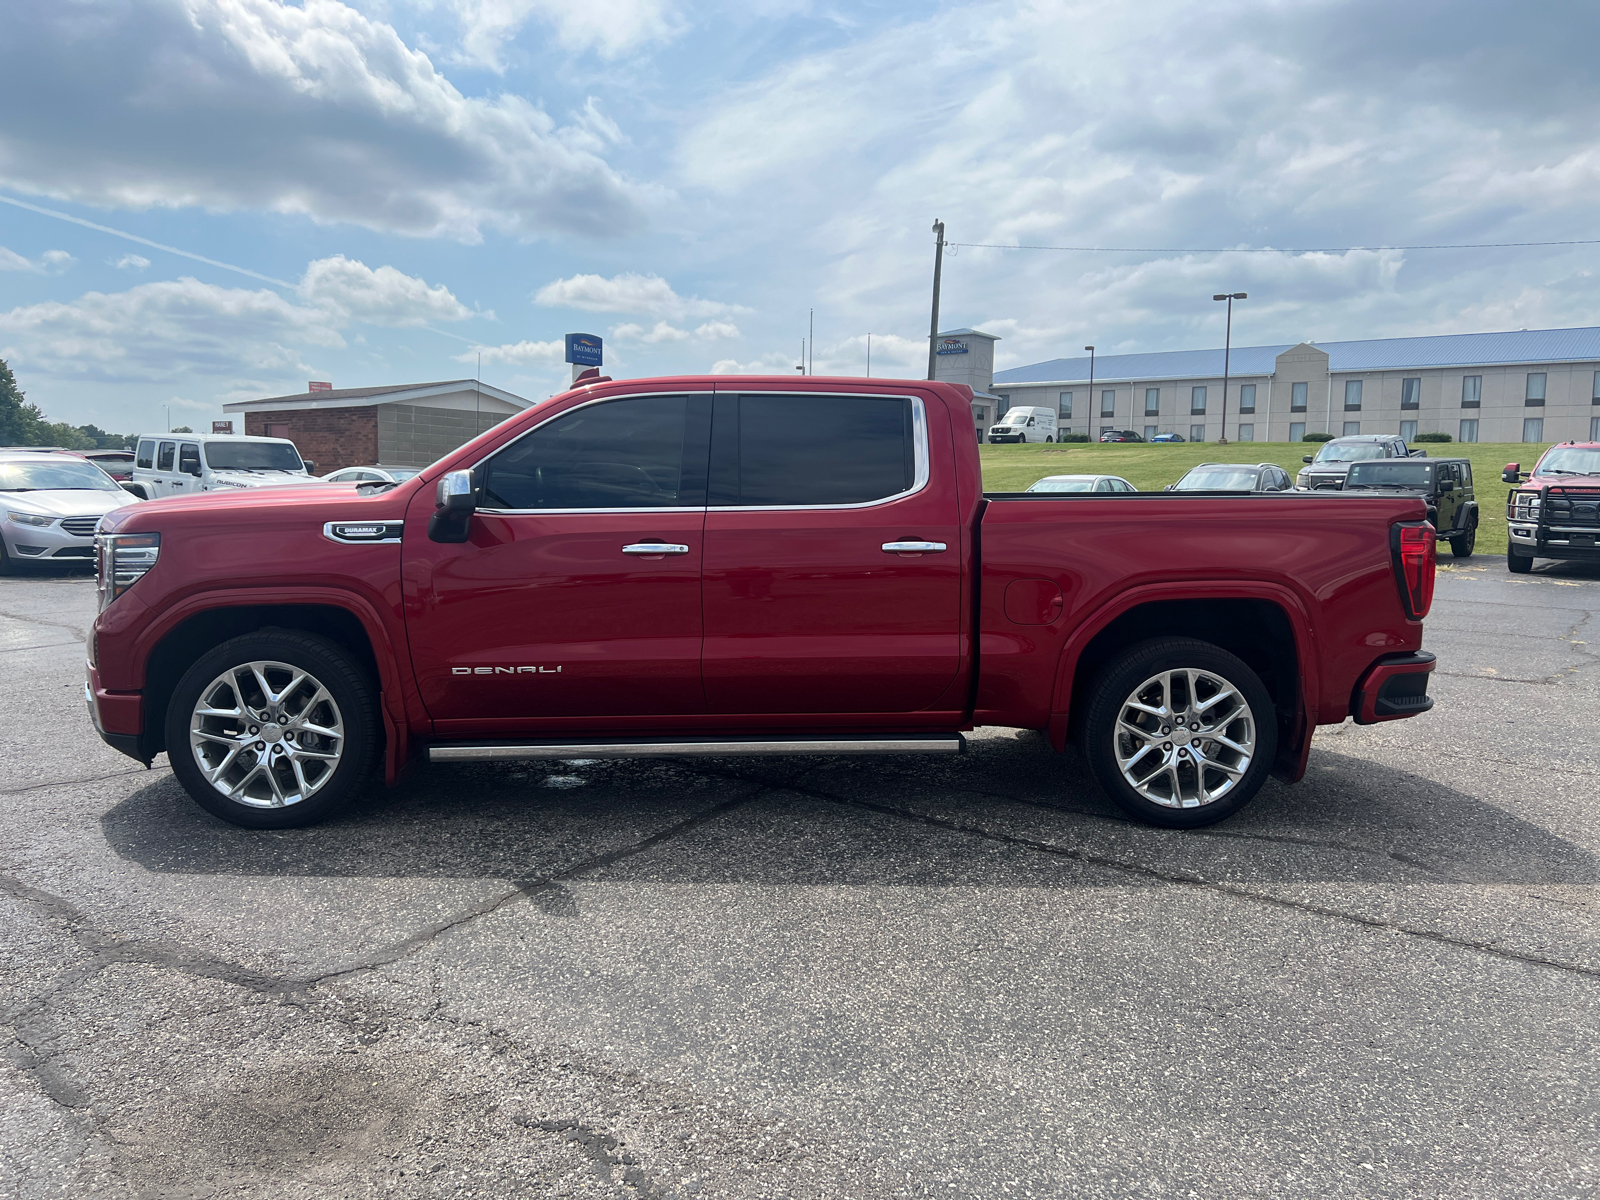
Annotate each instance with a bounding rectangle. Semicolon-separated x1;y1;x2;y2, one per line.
172;425;193;433
0;357;44;446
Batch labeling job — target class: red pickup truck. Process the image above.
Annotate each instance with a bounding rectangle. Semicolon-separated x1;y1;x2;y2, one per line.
87;376;1438;831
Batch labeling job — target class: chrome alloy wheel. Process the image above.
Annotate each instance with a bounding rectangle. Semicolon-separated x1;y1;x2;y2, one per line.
188;660;345;808
1112;667;1255;809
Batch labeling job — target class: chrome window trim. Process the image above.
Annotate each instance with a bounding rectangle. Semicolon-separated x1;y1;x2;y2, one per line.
472;389;930;516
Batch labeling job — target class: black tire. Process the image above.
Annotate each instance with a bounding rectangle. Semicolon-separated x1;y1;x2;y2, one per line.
1082;637;1277;828
164;628;380;828
1450;520;1477;557
1045;436;1054;443
0;536;17;576
1507;548;1533;574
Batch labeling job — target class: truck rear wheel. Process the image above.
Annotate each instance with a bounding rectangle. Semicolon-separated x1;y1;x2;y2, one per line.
164;629;380;829
1450;518;1477;557
1082;638;1277;828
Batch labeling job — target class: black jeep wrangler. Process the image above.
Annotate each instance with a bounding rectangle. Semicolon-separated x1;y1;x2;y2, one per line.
1343;457;1479;557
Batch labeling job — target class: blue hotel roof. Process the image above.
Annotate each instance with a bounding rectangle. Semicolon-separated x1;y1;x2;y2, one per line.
992;326;1600;386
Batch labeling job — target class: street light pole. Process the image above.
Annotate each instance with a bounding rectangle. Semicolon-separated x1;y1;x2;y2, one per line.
1212;292;1247;443
1085;346;1095;430
927;220;946;381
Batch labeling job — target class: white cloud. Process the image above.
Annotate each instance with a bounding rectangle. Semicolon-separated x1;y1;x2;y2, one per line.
111;254;152;271
0;0;644;241
693;320;740;340
535;272;744;319
459;338;566;365
711;351;805;375
297;255;475;326
450;0;681;70
0;247;74;273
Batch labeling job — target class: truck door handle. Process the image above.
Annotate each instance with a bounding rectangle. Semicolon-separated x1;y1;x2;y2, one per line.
882;541;947;554
622;542;690;555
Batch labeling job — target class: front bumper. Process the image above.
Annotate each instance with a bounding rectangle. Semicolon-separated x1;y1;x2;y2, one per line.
85;663;147;762
1508;523;1600;558
3;519;100;561
1352;651;1436;724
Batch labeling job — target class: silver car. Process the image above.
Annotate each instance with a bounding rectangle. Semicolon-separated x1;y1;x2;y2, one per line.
0;453;140;571
1024;474;1138;493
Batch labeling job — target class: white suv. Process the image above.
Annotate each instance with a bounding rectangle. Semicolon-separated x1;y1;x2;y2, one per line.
129;434;329;499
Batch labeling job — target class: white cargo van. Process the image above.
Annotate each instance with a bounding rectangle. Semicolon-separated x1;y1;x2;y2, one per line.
987;406;1057;444
129;434;327;499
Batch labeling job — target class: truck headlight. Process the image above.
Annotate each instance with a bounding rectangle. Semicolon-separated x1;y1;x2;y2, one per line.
96;533;160;612
7;511;55;527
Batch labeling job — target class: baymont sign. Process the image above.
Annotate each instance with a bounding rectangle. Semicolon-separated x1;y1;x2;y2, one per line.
936;339;968;355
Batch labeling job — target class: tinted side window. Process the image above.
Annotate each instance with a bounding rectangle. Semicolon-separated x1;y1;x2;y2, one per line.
710;394;915;507
481;394;709;510
136;440;154;470
179;443;201;474
156;442;175;471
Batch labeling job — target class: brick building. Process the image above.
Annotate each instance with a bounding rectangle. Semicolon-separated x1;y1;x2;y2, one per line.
223;380;531;475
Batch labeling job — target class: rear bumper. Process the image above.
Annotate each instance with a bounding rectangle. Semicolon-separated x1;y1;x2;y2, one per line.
1352;651;1436;724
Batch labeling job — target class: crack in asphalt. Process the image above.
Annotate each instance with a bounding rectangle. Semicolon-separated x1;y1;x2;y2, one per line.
0;608;87;643
0;764;167;797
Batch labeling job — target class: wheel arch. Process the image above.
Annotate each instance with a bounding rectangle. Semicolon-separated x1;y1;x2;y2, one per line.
1048;586;1316;782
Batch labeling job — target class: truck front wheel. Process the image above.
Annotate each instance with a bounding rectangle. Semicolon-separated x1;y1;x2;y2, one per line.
1082;638;1277;828
1507;548;1533;574
164;629;380;829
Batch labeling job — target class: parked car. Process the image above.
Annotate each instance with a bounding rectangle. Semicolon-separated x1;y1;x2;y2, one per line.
1150;432;1186;443
1503;441;1600;573
988;406;1058;444
0;452;140;571
1168;463;1293;493
83;449;136;484
1025;474;1137;493
322;466;424;486
1296;434;1422;490
1345;458;1478;557
89;376;1439;833
128;433;327;499
1099;429;1145;443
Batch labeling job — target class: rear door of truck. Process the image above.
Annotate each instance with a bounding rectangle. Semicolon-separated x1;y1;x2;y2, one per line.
700;389;966;715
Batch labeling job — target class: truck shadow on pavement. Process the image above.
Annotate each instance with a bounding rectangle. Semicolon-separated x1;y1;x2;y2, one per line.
100;735;1596;890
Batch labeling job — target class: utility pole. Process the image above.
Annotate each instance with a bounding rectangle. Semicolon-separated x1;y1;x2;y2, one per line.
926;220;945;381
867;333;872;378
809;309;814;376
1212;293;1247;443
797;340;805;372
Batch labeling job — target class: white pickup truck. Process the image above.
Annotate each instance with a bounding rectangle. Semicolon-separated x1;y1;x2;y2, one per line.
128;433;330;499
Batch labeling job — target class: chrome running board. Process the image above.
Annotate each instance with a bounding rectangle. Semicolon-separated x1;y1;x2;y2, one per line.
428;735;965;763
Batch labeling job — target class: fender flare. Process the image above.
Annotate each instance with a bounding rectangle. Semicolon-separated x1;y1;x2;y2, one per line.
1044;580;1319;782
132;586;413;784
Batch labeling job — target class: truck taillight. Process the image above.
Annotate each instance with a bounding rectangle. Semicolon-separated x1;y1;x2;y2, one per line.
96;533;160;612
1391;522;1435;620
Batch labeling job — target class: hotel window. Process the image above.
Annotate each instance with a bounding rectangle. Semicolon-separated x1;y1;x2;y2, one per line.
1238;383;1256;413
1190;424;1206;442
1399;420;1417;442
1144;424;1158;440
1237;423;1255;442
1100;389;1116;418
1190;386;1207;415
1290;382;1307;412
1144;388;1160;416
1289;421;1305;442
1461;376;1481;408
1522;417;1544;442
1593;371;1600;404
996;393;1011;416
1401;378;1420;410
1459;419;1479;443
1526;372;1546;407
1058;391;1073;419
1342;421;1361;436
1344;380;1363;411
1592;416;1600;440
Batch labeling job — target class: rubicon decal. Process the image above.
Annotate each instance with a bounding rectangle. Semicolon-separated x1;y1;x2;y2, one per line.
452;666;563;675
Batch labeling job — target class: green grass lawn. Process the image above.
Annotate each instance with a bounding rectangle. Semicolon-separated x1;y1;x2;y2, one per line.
978;440;1544;558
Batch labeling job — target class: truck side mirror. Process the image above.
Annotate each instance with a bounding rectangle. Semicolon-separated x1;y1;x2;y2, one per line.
428;469;478;543
1502;463;1520;484
1302;455;1313;463
302;460;316;475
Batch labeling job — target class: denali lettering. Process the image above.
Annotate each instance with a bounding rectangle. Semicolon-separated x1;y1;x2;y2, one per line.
452;666;563;675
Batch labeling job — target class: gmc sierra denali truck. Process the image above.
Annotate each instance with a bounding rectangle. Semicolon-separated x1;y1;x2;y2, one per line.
87;376;1439;831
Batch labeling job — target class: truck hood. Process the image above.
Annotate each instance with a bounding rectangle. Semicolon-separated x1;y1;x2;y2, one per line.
1527;472;1600;488
208;470;333;489
0;489;138;518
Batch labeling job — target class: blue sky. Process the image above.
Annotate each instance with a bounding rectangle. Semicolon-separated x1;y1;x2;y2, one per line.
3;0;1599;434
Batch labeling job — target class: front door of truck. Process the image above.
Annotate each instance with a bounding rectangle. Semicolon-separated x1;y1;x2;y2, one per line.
404;392;712;727
700;391;964;715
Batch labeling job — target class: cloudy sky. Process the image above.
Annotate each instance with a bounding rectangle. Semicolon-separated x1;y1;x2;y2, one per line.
2;0;1598;433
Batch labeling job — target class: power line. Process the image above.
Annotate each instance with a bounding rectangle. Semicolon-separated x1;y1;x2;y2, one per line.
949;238;1600;254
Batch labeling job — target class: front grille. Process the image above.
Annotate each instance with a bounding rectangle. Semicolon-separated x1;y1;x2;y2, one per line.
1545;488;1600;530
60;516;101;538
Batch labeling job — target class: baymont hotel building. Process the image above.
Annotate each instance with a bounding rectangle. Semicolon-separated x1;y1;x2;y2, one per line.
987;327;1600;444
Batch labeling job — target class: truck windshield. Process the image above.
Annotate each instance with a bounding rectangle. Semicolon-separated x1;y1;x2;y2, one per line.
0;460;122;492
1346;462;1433;488
203;441;305;472
1536;446;1600;476
1312;442;1388;463
1175;467;1258;491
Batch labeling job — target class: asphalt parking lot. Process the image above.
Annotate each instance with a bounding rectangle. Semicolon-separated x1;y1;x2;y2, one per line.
2;561;1597;1199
